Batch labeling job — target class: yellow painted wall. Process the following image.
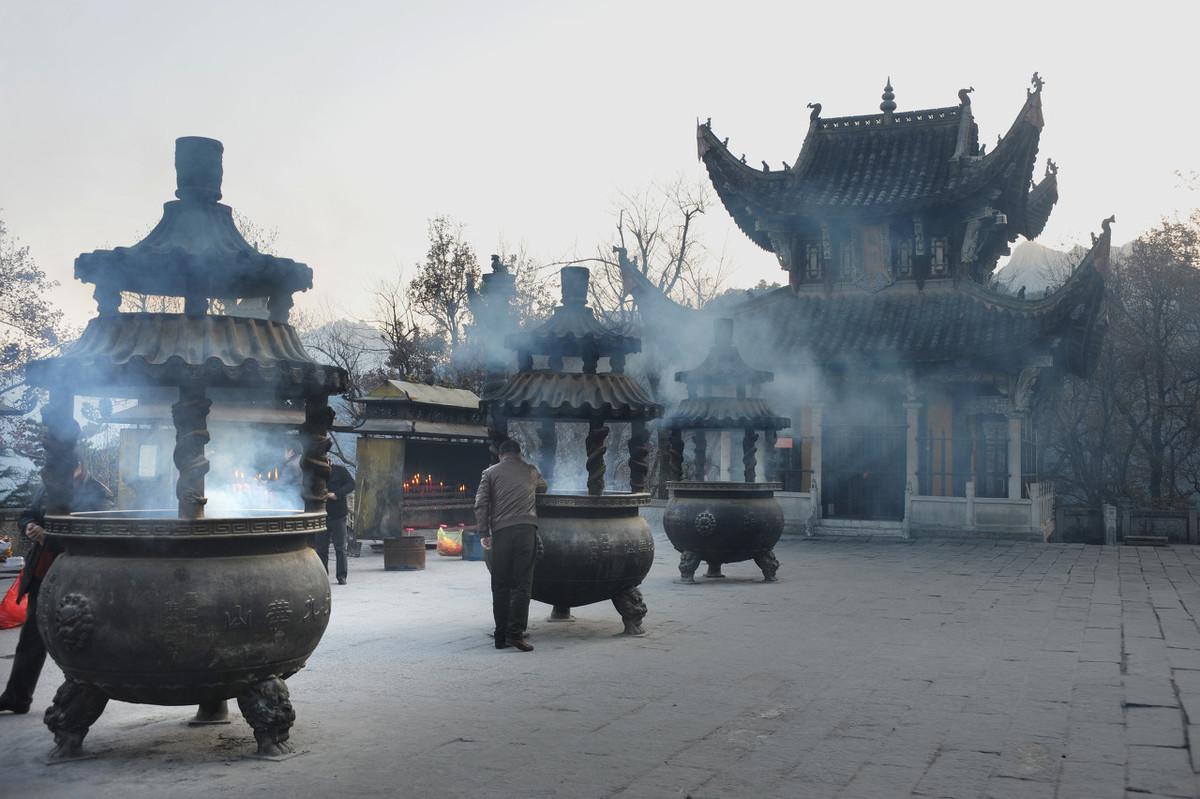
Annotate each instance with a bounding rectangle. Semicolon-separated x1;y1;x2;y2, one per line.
354;436;407;539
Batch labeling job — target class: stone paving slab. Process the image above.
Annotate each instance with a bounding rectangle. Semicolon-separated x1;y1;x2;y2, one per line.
3;536;1200;797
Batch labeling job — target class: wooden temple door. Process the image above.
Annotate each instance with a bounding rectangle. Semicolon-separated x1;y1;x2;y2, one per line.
822;397;906;520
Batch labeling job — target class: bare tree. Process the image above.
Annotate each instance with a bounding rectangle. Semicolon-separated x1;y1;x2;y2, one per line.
375;278;444;384
1108;217;1200;505
297;304;389;401
1042;213;1200;509
585;177;731;327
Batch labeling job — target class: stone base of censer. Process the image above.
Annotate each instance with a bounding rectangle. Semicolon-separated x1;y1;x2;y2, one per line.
491;493;654;636
663;482;784;584
36;510;331;760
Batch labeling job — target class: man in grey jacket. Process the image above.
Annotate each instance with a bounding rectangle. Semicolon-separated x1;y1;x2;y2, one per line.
474;438;547;652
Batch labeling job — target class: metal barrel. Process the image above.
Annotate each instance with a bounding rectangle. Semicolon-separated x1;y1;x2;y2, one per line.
383;533;426;571
462;530;485;561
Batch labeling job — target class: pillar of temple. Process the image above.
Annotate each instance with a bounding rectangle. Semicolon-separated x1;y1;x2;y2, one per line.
904;401;922;497
810;405;823;517
1007;413;1023;500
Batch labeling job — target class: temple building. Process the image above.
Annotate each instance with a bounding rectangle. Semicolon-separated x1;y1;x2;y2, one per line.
625;76;1111;539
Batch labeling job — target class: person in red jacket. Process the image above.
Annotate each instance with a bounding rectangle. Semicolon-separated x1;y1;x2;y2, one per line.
0;460;112;714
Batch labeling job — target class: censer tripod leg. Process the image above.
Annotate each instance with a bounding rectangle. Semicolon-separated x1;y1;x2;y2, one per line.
43;678;109;761
612;587;647;636
678;551;702;584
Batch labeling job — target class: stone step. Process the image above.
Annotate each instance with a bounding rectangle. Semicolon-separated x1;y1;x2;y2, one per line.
1122;535;1169;547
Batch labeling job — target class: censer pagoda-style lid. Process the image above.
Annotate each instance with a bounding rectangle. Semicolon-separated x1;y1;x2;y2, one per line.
504;266;641;360
75;137;312;316
25;137;346;399
663;318;789;431
674;317;773;387
483;266;661;422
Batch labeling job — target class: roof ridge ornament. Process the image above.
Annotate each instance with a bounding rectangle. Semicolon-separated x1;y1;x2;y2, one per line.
1029;71;1045;96
880;78;897;117
958;87;974;107
806;102;821;122
1091;215;1116;245
1045;159;1058;178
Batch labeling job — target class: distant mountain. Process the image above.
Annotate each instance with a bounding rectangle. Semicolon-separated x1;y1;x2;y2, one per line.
995;242;1079;294
995;239;1134;294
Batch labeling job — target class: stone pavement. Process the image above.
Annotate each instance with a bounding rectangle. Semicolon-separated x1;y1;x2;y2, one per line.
3;535;1200;798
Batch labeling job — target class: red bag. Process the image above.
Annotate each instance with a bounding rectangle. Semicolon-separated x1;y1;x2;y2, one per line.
0;573;27;629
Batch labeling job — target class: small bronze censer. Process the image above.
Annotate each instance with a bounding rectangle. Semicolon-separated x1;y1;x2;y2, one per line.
661;318;790;582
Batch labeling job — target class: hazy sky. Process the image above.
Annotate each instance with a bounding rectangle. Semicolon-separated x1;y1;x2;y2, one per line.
2;1;1197;326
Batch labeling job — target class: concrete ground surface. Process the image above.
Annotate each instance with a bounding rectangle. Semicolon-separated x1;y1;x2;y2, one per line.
3;532;1200;798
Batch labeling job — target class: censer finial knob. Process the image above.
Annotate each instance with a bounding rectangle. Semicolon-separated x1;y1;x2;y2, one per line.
174;136;224;202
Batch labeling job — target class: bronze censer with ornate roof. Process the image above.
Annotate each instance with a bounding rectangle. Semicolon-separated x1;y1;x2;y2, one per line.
661;318;790;583
481;266;661;634
25;138;347;759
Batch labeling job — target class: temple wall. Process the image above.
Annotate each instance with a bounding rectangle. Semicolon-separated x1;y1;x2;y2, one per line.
908;494;1035;535
974;498;1033;528
910;495;967;528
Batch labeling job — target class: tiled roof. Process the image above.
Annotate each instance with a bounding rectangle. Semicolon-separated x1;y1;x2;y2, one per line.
734;232;1108;376
482;371;661;421
663;397;789;431
785;108;965;207
26;314;347;395
625;219;1113;379
699;84;1047;251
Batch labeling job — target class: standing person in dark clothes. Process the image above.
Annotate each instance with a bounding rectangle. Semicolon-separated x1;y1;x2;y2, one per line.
474;439;547;653
312;457;355;585
0;460;112;714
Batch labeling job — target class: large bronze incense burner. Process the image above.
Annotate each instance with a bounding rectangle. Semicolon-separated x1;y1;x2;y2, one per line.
661;319;789;583
25;137;347;759
481;266;661;634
